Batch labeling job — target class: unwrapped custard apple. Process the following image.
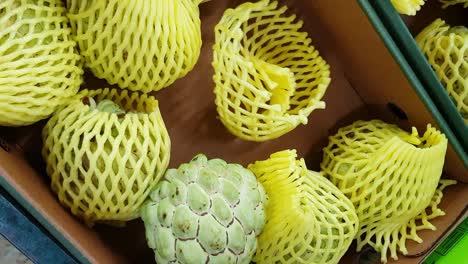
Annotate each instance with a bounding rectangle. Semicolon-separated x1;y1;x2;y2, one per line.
0;0;83;126
249;150;359;264
141;154;267;264
66;0;205;93
321;120;453;262
390;0;425;15
42;88;170;226
416;19;468;123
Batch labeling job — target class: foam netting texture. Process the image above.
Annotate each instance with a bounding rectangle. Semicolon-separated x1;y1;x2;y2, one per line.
438;0;468;8
42;88;171;225
0;0;82;126
320;120;452;262
248;150;358;264
66;0;203;93
213;0;331;142
390;0;425;16
416;19;468;123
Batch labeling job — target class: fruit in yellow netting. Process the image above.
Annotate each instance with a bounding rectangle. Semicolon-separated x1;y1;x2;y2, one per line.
248;150;358;264
213;0;331;142
416;19;468;123
439;0;468;8
390;0;425;15
0;0;83;127
66;0;205;93
42;88;171;226
320;120;454;262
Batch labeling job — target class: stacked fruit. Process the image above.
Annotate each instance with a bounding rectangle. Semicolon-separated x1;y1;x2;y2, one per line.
0;1;457;264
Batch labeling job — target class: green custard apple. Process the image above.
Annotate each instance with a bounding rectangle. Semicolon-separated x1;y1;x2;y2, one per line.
141;154;267;264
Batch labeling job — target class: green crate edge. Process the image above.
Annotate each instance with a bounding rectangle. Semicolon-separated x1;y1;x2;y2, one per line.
358;0;467;168
0;2;465;264
0;176;91;264
369;0;468;164
423;216;468;264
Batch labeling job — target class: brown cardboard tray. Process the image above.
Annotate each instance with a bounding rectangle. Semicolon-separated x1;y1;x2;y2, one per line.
0;1;467;263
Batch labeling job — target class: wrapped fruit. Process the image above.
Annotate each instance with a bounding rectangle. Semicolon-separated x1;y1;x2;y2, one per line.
248;150;358;264
141;154;267;264
42;88;171;226
390;0;425;15
0;0;83;126
213;0;331;142
321;120;454;262
439;0;468;8
66;0;205;93
416;19;468;123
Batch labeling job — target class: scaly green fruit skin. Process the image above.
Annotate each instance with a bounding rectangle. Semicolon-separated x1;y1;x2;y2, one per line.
141;154;267;264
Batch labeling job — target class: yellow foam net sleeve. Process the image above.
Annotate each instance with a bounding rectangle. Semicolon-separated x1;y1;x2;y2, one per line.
439;0;468;8
66;0;203;93
248;150;358;264
42;88;171;226
0;0;83;127
320;120;452;262
213;0;331;142
390;0;425;16
416;19;468;123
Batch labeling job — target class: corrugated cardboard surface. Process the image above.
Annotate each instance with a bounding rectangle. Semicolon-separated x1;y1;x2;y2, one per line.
0;1;467;263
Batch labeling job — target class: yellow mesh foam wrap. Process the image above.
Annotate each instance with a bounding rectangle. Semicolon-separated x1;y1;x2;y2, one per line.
390;0;425;15
42;88;171;226
416;19;468;123
439;0;468;8
213;0;331;142
0;0;83;127
248;150;358;264
320;120;452;262
66;0;203;93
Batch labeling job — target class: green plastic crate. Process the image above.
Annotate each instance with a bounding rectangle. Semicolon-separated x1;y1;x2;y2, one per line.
424;216;468;264
366;0;468;167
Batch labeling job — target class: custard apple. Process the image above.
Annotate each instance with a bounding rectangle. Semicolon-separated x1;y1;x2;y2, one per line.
66;0;205;93
0;0;82;126
42;88;170;226
416;19;468;123
141;154;267;264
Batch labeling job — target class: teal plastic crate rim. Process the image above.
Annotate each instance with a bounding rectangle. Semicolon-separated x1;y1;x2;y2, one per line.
358;0;468;168
0;175;91;264
370;0;468;156
423;216;468;263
